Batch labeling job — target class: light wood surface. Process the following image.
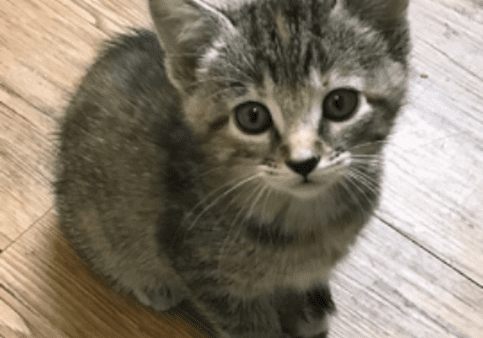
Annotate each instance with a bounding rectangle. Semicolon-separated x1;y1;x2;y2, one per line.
1;0;482;337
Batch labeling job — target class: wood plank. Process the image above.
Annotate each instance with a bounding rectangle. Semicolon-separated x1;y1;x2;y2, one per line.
0;0;151;107
0;290;65;338
330;218;483;338
375;0;483;284
0;0;150;249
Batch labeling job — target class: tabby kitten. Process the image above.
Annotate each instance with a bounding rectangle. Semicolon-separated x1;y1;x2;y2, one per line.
55;0;410;337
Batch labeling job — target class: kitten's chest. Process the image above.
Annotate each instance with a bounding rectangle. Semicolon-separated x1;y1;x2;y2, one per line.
180;201;364;296
216;233;345;296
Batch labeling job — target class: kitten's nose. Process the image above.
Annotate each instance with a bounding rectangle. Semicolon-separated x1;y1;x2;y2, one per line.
285;156;320;177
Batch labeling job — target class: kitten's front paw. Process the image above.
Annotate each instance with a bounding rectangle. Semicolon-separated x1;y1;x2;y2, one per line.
132;283;184;311
293;308;330;338
296;287;335;338
277;286;335;338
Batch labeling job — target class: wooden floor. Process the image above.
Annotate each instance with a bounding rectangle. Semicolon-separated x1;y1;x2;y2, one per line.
1;0;482;337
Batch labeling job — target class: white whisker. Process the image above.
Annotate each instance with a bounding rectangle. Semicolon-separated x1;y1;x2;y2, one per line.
218;182;267;274
187;173;261;232
343;170;379;210
348;139;390;152
184;174;245;220
338;178;367;215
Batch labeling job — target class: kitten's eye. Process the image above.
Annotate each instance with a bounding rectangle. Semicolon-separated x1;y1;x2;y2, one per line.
234;102;273;134
323;89;359;121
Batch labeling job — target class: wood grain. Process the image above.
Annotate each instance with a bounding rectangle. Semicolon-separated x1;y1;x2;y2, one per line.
0;0;482;337
0;91;53;251
331;217;483;338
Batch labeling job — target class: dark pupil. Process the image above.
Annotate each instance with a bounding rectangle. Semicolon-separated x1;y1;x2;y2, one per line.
333;95;343;110
249;109;259;123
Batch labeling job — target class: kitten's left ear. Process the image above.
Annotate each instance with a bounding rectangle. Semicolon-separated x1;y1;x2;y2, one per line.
341;0;410;60
149;0;235;94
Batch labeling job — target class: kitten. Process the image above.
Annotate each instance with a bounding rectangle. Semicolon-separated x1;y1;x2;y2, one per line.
55;0;410;337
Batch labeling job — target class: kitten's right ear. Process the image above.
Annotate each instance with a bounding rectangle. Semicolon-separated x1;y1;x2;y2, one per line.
342;0;409;29
149;0;234;94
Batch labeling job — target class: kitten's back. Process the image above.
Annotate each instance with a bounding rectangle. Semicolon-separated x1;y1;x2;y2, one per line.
55;30;195;302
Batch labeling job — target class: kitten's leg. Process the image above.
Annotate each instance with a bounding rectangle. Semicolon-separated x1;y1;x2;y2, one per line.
275;285;336;338
194;291;291;338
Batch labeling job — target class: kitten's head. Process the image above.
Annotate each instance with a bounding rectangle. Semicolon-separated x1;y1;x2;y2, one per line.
150;0;410;223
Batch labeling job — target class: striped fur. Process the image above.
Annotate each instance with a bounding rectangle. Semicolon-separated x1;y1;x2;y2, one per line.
56;0;410;337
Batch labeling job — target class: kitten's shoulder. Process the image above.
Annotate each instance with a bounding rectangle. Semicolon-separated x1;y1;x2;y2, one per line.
81;29;174;98
62;29;182;139
96;29;165;74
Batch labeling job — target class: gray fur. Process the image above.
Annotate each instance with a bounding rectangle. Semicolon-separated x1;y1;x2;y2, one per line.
55;0;410;337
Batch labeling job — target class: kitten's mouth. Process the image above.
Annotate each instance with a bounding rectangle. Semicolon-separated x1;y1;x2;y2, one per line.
261;170;334;198
296;178;322;188
286;177;331;198
302;176;313;184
